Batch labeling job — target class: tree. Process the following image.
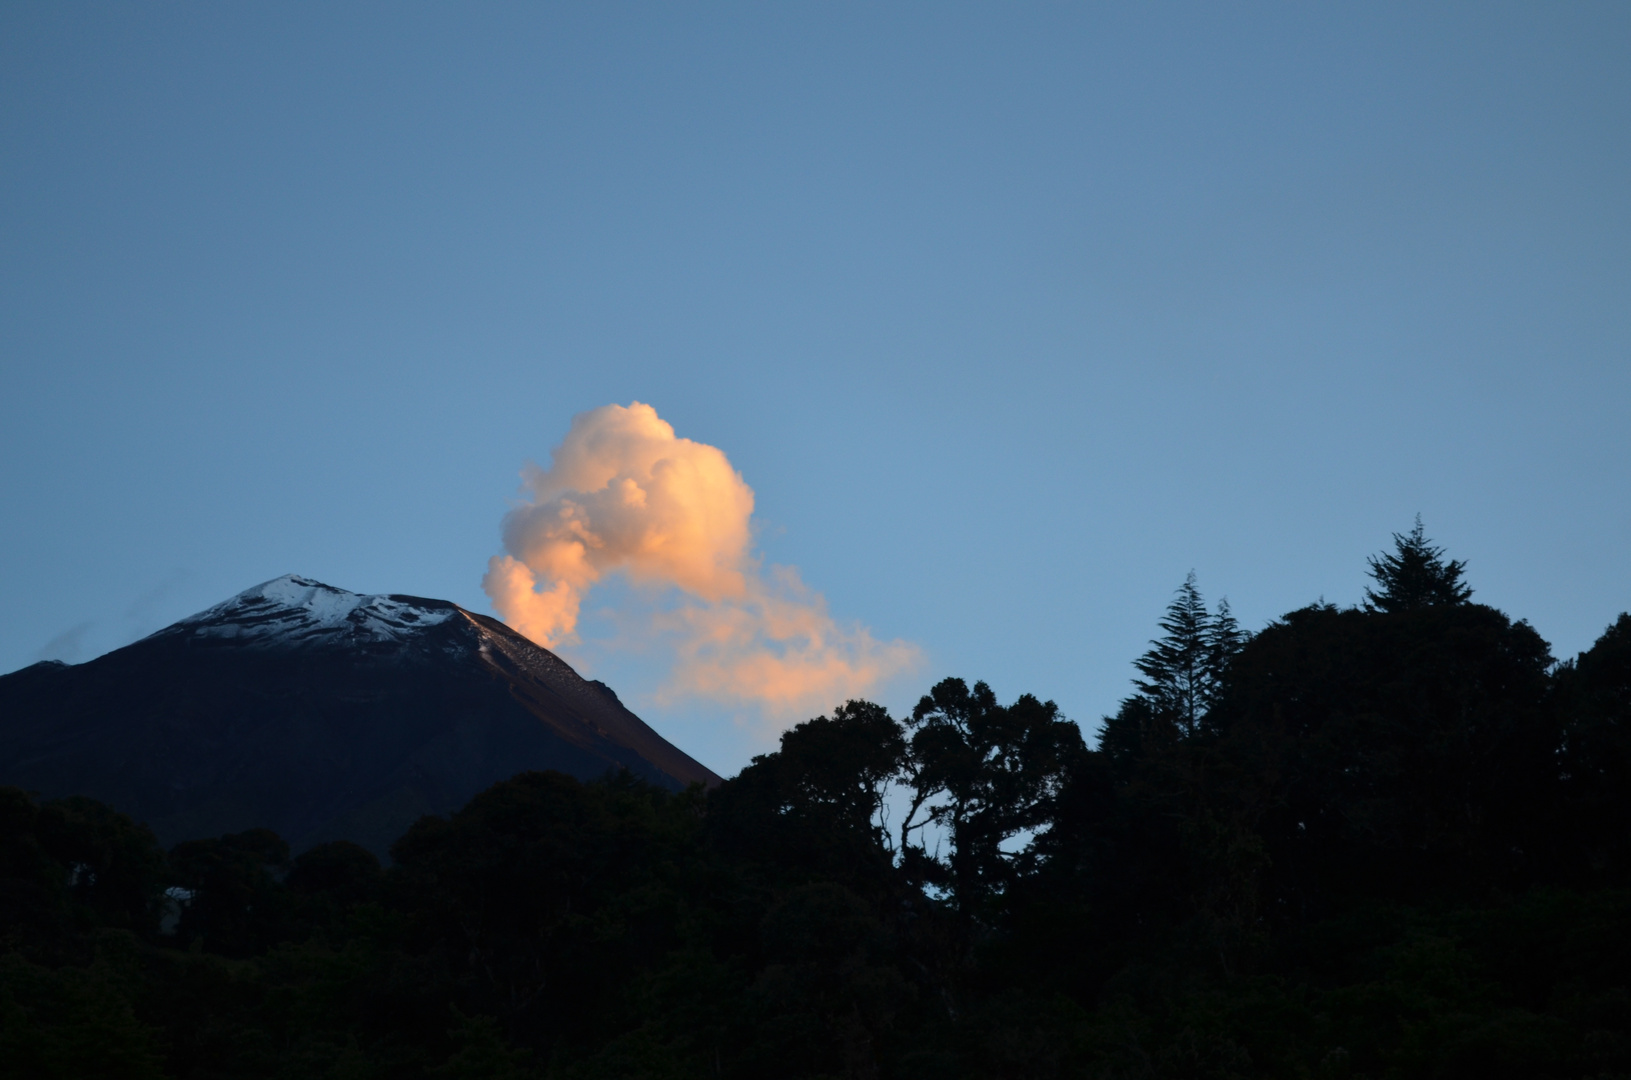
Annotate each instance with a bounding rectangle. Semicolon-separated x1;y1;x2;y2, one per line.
899;679;1085;919
1131;573;1247;733
1363;515;1472;613
1208;601;1557;911
1555;612;1631;883
167;828;292;956
1133;573;1211;732
1207;598;1246;681
387;770;703;1064
709;700;906;893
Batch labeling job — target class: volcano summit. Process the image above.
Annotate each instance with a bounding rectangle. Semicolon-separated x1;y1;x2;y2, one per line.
0;575;719;856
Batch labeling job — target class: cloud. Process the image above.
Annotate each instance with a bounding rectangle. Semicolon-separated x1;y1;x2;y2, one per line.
483;402;920;719
659;566;924;716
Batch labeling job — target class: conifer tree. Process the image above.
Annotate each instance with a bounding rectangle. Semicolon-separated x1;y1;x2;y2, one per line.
1134;573;1212;732
1206;597;1247;693
1131;575;1250;734
1363;515;1472;613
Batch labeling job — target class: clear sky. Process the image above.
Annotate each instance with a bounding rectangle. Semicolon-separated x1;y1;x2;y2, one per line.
3;3;1628;774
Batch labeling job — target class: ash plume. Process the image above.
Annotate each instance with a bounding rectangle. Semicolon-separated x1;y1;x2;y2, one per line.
483;402;919;718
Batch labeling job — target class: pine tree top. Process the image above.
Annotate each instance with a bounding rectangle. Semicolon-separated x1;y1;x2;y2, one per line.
1364;515;1473;613
1132;572;1248;733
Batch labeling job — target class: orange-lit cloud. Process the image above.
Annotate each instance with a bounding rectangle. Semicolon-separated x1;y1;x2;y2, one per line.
483;402;920;718
659;566;923;716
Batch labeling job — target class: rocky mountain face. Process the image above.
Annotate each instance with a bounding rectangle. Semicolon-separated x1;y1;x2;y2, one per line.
0;575;719;857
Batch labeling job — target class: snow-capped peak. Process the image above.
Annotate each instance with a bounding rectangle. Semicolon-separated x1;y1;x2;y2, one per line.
165;574;457;648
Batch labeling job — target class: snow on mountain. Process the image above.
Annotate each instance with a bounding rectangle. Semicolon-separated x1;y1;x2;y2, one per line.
162;574;457;648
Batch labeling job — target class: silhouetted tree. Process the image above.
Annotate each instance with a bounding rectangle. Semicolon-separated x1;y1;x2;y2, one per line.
0;788;168;951
167;828;292;956
1364;515;1472;612
737;881;910;1079
1206;597;1246;687
900;678;1084;922
1208;600;1557;914
1129;573;1249;736
709;700;906;897
1555;612;1631;884
387;770;705;1066
1134;573;1213;732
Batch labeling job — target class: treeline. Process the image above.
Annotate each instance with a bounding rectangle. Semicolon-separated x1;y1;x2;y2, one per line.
3;522;1630;1079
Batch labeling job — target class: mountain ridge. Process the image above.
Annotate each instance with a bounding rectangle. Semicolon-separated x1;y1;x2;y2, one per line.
0;574;719;857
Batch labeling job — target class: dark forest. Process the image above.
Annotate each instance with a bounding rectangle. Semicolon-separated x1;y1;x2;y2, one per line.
5;522;1630;1079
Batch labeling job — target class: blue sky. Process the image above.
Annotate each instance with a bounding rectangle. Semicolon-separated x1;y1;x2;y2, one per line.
3;3;1628;774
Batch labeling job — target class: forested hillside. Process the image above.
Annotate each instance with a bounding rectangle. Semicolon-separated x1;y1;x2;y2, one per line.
4;524;1630;1079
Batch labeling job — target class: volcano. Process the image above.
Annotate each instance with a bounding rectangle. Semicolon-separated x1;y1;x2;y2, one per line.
0;575;719;856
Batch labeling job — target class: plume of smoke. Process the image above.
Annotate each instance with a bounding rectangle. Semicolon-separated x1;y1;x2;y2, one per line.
483;402;920;718
659;565;922;714
34;622;92;664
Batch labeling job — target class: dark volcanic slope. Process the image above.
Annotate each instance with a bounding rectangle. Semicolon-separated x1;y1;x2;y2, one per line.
0;575;719;856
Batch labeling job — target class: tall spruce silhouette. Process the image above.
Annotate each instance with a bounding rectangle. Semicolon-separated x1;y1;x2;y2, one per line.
1206;597;1246;687
1363;515;1472;612
1133;573;1245;732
